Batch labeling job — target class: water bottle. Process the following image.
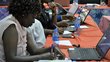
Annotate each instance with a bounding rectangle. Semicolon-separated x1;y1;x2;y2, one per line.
52;28;59;44
74;16;81;37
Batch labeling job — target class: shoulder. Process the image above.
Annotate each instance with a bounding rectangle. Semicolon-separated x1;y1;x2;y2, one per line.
0;14;16;24
34;19;43;26
0;15;17;32
3;24;17;41
34;19;41;24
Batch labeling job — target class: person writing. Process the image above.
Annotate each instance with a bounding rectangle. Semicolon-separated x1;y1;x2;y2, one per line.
0;0;64;62
36;0;70;37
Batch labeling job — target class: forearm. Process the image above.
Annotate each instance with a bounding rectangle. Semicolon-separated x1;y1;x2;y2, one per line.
27;36;51;55
31;47;51;55
51;3;57;25
27;29;50;54
6;52;53;62
52;13;57;25
44;29;53;35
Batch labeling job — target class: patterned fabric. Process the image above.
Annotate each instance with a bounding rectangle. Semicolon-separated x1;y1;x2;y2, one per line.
77;8;110;25
0;0;9;5
89;9;110;24
0;7;9;20
99;16;110;33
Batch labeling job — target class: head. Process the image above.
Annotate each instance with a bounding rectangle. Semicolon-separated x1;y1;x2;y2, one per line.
8;0;40;27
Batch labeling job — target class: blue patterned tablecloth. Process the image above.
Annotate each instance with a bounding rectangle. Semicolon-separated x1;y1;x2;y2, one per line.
0;7;9;20
89;9;110;25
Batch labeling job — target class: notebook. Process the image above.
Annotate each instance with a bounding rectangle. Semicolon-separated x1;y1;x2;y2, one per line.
65;7;90;32
68;25;110;61
79;8;90;23
66;0;78;16
67;7;90;25
57;0;78;15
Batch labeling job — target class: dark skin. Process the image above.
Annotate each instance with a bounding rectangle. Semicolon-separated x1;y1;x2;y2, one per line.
2;14;54;62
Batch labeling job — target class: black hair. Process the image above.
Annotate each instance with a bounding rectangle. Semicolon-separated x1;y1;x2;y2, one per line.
41;0;52;3
8;0;40;17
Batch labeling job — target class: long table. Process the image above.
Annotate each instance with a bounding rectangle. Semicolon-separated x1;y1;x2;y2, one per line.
44;16;110;61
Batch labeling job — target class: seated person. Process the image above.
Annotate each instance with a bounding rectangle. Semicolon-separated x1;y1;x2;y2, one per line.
36;0;68;36
36;0;74;37
28;19;46;48
0;0;64;62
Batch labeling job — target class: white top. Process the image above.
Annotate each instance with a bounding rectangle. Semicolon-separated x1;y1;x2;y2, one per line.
0;14;27;62
28;19;46;48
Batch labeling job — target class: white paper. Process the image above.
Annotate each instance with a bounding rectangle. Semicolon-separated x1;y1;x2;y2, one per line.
86;3;100;6
63;30;72;35
56;40;72;46
70;25;89;29
80;25;89;28
68;48;75;50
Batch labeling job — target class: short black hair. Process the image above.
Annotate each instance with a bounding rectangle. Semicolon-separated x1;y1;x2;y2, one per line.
41;0;52;3
8;0;40;16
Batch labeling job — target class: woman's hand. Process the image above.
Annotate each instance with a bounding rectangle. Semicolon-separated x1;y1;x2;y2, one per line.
57;27;64;34
48;2;57;13
57;20;69;27
62;15;76;21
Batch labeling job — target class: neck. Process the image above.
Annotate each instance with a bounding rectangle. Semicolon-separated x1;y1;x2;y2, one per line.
14;15;24;26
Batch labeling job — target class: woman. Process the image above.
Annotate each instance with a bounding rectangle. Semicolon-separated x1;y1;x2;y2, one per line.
36;0;69;37
0;0;64;62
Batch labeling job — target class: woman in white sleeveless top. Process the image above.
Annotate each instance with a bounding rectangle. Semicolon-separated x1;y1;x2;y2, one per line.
0;0;58;62
28;19;46;48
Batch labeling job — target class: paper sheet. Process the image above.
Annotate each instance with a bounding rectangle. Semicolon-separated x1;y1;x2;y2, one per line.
63;30;72;35
56;40;72;46
70;25;89;29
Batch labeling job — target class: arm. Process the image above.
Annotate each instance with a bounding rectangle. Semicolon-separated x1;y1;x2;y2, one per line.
52;10;57;25
44;29;53;36
48;2;57;25
3;24;54;62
